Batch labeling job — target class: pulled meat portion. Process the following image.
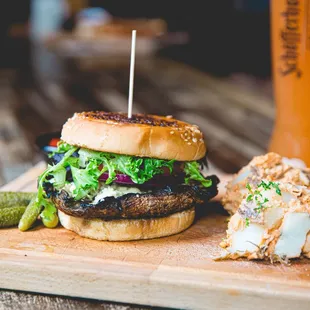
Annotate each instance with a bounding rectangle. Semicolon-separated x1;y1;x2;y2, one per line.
46;175;219;220
222;152;310;215
220;182;310;262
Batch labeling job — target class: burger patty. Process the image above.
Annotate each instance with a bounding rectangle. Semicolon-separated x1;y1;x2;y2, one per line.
46;175;219;220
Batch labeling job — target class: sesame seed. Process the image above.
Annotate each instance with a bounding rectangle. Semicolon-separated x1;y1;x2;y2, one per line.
192;138;197;143
170;131;175;135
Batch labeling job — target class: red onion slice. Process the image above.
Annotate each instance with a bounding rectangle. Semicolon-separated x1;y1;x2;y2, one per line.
98;164;183;186
99;172;135;184
98;172;179;186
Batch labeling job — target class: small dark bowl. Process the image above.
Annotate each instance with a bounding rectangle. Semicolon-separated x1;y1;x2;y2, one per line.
35;131;61;163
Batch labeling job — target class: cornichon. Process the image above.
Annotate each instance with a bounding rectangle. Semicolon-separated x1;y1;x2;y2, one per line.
0;192;35;209
18;197;42;231
0;206;26;228
42;213;59;228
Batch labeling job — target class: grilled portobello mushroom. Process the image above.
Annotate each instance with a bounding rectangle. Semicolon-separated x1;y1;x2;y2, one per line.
45;175;219;220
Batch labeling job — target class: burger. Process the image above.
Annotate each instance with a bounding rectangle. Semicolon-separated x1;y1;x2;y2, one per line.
32;112;219;241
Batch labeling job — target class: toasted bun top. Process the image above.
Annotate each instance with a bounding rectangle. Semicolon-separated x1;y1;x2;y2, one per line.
61;111;206;161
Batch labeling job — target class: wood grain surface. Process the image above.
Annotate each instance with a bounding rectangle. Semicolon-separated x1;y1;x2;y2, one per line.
1;163;310;310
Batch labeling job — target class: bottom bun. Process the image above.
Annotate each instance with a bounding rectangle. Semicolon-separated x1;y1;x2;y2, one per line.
58;208;195;241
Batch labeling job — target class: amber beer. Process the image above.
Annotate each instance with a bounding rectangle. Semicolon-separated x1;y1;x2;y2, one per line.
269;0;310;165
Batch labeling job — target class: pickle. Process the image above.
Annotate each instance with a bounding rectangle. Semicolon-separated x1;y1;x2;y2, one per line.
42;213;59;228
18;197;42;231
0;192;35;209
0;206;26;228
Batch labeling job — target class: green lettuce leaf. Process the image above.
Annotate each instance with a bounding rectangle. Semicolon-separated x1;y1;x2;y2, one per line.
99;156;117;184
71;160;102;199
48;141;74;158
49;166;67;189
40;198;57;222
40;143;212;208
35;145;78;224
112;155;143;183
184;161;212;187
77;149;175;185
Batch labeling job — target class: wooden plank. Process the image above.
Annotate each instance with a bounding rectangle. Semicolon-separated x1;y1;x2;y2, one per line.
179;112;264;160
13;89;55;141
1;165;310;310
140;59;275;118
136;59;273;149
0;161;45;192
0;83;35;186
169;87;272;149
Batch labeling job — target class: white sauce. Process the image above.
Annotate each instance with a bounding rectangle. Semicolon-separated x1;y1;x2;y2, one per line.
92;184;141;204
62;183;76;196
61;182;142;203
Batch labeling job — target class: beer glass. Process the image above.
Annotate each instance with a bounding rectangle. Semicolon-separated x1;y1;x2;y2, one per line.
269;0;310;165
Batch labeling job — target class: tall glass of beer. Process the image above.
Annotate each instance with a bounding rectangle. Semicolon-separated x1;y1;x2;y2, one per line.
269;0;310;165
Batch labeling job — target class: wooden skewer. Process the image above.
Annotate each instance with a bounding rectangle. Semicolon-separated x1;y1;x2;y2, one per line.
127;30;136;118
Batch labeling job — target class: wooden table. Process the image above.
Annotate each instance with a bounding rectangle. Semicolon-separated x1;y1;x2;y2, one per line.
0;42;274;309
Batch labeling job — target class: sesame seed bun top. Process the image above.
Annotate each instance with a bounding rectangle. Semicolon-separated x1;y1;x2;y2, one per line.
61;111;206;161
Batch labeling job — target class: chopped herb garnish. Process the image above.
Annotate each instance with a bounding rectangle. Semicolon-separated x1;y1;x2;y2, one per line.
258;180;281;196
273;183;282;196
246;194;253;202
245;218;250;227
258;180;270;190
254;189;261;196
254;197;269;213
245;180;278;215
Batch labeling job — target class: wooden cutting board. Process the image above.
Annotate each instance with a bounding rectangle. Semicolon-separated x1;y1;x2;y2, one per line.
1;162;310;310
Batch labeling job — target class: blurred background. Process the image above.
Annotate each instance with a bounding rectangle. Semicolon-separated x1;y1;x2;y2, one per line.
0;0;273;185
